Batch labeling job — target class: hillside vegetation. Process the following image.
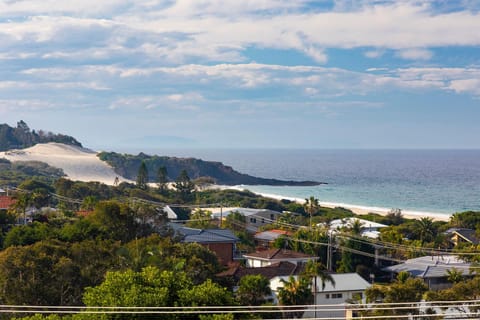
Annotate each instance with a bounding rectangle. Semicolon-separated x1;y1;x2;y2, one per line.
0;121;82;151
98;151;322;186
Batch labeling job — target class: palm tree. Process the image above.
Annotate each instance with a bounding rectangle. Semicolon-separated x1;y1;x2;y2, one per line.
304;196;319;230
349;218;365;236
303;260;335;318
414;217;435;244
278;275;312;318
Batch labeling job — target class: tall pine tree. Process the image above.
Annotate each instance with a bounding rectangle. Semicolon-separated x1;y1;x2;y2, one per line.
136;161;149;190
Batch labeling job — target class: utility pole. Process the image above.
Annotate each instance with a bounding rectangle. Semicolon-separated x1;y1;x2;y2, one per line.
219;204;223;228
327;231;333;272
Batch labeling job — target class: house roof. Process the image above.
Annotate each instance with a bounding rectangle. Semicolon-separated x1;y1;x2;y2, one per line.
254;230;291;242
329;218;388;230
0;196;16;210
271;272;370;293
162;205;178;220
316;273;371;293
450;228;479;245
243;248;317;261
383;255;472;279
217;261;302;280
212;207;282;219
173;225;239;244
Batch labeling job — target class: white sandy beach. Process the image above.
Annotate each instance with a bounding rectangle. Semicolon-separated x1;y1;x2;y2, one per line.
0;143;131;186
222;185;450;222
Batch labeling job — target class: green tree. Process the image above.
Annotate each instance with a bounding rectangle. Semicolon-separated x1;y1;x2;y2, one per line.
277;276;312;319
446;267;464;284
86;201;138;242
178;278;235;307
365;271;428;317
136;161;149;190
236;274;271;306
414;217;435;244
187;209;215;229
174;169;195;201
157;165;168;193
304;196;319;229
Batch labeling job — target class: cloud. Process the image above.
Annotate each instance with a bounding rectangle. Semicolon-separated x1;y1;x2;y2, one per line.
396;48;433;60
0;1;479;66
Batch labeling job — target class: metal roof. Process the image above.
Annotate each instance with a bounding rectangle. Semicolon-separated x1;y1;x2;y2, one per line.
173;225;239;244
317;273;371;292
384;255;472;279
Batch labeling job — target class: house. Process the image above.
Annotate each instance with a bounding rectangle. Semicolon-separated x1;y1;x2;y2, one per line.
254;229;292;248
0;195;16;211
172;225;239;265
243;248;317;268
327;217;388;239
162;205;178;220
270;272;370;319
211;207;282;232
217;261;303;294
445;228;479;247
383;255;473;290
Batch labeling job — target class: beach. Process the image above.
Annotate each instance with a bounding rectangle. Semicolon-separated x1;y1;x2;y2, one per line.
223;185;451;222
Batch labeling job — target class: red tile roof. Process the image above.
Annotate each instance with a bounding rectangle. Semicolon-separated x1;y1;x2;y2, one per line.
0;196;16;210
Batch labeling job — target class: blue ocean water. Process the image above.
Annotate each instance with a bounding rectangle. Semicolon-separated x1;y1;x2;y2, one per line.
140;149;480;216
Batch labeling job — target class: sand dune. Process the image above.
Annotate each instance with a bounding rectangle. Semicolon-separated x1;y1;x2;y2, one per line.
0;143;130;185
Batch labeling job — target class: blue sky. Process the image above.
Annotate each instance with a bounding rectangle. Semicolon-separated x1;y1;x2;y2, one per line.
1;0;480;150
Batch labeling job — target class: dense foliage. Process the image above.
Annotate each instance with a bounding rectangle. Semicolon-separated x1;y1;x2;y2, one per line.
0;121;82;151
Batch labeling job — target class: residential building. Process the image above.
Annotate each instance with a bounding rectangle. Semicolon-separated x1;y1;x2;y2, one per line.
172;225;239;265
327;217;388;239
445;228;479;247
383;255;473;290
211;207;282;232
0;195;16;211
254;229;292;248
243;248;317;268
162;205;178;220
270;272;370;319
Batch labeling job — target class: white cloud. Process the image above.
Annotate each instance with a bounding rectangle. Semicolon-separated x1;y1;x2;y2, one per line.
0;1;479;65
396;48;433;60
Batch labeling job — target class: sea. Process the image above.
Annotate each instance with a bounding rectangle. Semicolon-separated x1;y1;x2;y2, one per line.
136;149;480;218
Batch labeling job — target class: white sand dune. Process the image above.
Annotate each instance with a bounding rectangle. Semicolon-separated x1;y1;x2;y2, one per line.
0;143;131;185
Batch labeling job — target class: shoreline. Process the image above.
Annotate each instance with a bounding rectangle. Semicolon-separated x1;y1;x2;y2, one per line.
221;185;451;222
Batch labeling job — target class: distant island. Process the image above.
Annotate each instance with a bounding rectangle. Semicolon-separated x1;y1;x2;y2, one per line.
0;121;323;186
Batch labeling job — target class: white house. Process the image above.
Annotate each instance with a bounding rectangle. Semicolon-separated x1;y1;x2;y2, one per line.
162;205;178;220
211;207;282;232
243;248;317;268
270;273;371;319
327;217;388;239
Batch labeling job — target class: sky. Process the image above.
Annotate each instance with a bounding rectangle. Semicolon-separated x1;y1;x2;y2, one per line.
1;0;480;150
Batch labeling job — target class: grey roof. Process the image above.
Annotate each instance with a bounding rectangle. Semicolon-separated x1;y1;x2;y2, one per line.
212;207;282;219
173;225;239;244
316;273;371;292
254;230;289;242
452;228;479;245
384;255;472;279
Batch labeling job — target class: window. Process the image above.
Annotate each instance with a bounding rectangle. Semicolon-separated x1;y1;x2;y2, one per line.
261;218;265;223
250;218;256;223
325;294;330;299
271;214;275;220
331;293;343;299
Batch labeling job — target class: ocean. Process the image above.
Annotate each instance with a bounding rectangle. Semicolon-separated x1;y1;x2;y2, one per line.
138;149;480;218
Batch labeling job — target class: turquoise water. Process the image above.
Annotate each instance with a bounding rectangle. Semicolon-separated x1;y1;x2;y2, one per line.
137;149;480;216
